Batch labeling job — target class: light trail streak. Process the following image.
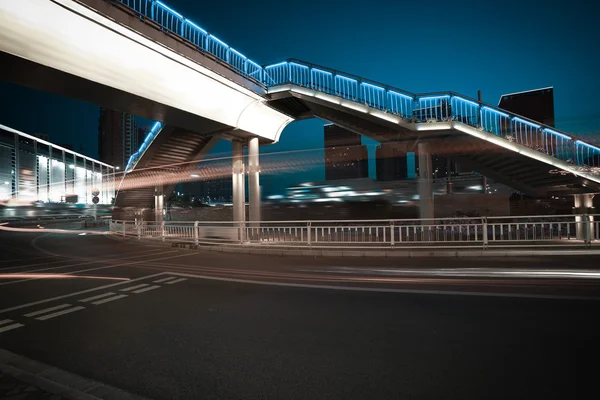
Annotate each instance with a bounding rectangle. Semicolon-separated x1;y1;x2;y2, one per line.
0;273;130;281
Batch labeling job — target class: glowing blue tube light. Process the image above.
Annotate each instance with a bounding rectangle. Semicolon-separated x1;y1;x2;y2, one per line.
454;97;479;107
575;140;600;152
419;95;450;101
156;1;183;18
289;62;309;69
389;90;413;100
184;19;207;34
312;68;332;76
543;129;571;140
361;82;385;91
230;48;247;59
482;106;509;118
265;61;288;69
512;117;540;129
209;35;228;48
336;75;357;83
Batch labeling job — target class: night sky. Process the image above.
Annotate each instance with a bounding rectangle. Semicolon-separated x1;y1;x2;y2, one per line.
1;0;599;192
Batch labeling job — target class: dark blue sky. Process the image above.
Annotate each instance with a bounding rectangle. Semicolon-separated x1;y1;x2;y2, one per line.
1;0;598;189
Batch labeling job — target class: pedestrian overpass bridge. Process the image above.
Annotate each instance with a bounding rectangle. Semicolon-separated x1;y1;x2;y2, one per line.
1;0;599;222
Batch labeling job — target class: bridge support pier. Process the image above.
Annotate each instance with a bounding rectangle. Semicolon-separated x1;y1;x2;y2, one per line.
154;186;164;223
248;137;261;224
232;141;246;226
574;194;595;241
418;142;434;222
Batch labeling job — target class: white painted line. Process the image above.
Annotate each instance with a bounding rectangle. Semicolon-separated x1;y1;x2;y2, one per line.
0;272;167;315
36;306;85;321
24;304;71;318
0;323;24;333
132;285;160;294
91;294;128;305
0;319;13;326
164;278;188;285
166;272;600;301
79;292;117;303
120;283;150;292
153;276;179;283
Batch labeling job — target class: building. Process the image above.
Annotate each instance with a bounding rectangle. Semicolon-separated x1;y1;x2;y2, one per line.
184;177;233;203
498;87;555;127
0;123;115;204
98;108;139;170
324;124;368;180
376;143;408;181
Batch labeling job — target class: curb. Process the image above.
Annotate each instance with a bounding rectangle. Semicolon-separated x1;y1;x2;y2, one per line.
0;348;148;400
107;235;600;258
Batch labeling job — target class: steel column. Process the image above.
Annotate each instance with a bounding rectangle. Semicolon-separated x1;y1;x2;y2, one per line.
248;137;261;223
418;142;434;221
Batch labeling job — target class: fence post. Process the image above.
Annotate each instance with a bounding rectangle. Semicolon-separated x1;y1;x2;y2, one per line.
137;220;141;240
239;221;245;244
161;221;165;242
584;214;591;247
122;222;126;238
482;217;489;249
194;221;199;246
390;221;395;246
307;221;312;247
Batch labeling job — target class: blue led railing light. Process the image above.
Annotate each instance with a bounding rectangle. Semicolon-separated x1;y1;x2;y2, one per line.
125;121;163;172
111;0;600;170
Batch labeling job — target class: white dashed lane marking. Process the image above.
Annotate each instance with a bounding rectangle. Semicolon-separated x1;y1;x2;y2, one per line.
24;304;72;318
120;284;150;292
153;276;179;283
0;319;13;326
132;285;160;294
0;322;24;333
164;278;187;285
91;294;128;305
79;292;117;303
36;306;85;321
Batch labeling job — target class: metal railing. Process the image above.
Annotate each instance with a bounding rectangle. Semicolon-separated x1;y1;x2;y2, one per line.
106;0;600;173
110;214;600;249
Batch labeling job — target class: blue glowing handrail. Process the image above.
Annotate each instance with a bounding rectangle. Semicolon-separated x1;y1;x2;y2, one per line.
108;1;599;169
125;121;163;172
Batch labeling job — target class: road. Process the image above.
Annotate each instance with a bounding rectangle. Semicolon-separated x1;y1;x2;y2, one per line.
1;229;599;399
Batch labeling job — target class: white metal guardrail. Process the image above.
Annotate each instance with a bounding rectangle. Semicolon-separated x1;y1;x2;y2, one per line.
110;214;600;249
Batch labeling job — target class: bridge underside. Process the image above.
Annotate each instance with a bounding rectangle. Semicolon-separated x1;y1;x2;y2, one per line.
268;89;600;197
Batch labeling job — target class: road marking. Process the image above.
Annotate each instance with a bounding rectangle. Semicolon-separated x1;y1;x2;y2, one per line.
0;251;193;287
165;272;600;301
0;272;167;315
36;306;85;321
24;304;72;317
132;285;160;294
0;248;179;286
79;292;117;303
164;278;187;285
120;283;149;292
0;319;13;326
153;276;179;283
0;323;24;333
91;294;128;305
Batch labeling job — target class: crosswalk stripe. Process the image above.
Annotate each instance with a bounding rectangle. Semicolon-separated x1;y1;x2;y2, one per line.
164;278;188;285
153;276;179;283
0;319;13;326
132;285;160;294
79;292;117;303
36;306;85;321
0;323;24;333
92;294;128;305
24;304;71;317
120;283;150;292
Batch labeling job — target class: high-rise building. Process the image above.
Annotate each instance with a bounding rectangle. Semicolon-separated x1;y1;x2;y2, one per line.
498;87;555;127
184;177;233;203
98;108;139;169
376;144;408;181
324;124;368;180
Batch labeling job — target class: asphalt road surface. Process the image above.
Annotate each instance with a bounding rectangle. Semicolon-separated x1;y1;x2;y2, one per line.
1;229;599;399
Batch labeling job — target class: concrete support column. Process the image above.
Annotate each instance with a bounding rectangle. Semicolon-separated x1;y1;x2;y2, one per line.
247;137;261;223
154;186;164;223
574;194;595;241
417;142;434;221
232;141;246;223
